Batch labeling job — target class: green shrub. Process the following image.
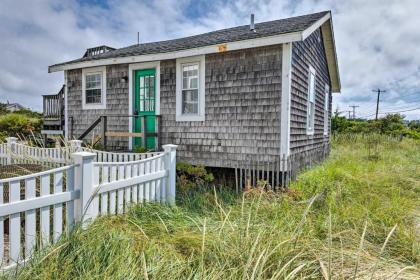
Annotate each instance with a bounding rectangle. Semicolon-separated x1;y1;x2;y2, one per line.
0;113;41;137
331;113;420;140
176;161;214;191
134;146;148;153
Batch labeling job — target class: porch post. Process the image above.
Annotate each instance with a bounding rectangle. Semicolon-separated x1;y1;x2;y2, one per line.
101;116;107;150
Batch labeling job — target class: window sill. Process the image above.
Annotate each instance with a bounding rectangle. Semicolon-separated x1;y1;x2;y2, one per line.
176;114;205;122
82;103;106;110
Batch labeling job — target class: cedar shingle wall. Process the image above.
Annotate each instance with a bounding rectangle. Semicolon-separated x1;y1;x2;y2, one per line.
67;64;130;149
290;28;331;155
67;45;283;166
160;45;282;168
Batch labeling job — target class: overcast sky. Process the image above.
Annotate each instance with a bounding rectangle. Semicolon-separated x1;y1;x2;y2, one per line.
0;0;419;119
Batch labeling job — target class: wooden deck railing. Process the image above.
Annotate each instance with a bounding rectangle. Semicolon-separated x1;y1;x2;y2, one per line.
76;115;162;151
42;85;64;120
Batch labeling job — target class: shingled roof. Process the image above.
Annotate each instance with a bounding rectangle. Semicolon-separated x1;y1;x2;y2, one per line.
49;11;340;92
51;11;328;66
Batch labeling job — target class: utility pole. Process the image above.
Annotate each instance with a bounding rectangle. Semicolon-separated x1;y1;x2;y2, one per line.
342;110;352;119
349;105;359;119
372;89;386;120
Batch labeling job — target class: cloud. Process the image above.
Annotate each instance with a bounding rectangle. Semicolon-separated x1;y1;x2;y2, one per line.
0;0;419;119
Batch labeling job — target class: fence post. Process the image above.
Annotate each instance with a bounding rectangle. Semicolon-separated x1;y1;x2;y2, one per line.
6;137;17;165
163;144;177;205
72;151;97;226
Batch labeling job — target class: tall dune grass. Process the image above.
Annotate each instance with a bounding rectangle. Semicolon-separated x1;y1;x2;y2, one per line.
4;135;420;279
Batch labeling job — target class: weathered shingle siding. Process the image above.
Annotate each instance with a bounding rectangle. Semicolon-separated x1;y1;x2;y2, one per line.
67;64;130;149
160;45;283;168
290;28;331;156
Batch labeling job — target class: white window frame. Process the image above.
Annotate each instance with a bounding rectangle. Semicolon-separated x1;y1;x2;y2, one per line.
306;65;316;135
176;55;205;122
324;84;330;136
82;66;106;110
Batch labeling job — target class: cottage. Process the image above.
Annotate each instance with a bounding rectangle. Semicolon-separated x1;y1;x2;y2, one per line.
4;102;26;112
43;11;340;186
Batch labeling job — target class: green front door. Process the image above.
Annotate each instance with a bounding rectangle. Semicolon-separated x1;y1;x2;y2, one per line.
133;69;156;150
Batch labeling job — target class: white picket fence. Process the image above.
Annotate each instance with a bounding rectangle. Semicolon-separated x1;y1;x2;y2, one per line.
0;144;7;166
0;139;177;270
81;147;161;163
0;138;161;166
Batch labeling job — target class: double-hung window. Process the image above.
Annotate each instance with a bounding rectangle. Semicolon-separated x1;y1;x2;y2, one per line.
176;55;205;121
182;64;199;114
307;65;316;135
324;84;330;135
82;66;106;109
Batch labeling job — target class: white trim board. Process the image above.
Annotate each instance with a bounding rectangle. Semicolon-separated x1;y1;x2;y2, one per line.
64;70;68;139
41;130;64;135
128;61;161;150
280;42;292;164
302;13;331;40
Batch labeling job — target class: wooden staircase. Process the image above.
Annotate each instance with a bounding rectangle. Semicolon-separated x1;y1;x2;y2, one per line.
41;85;65;138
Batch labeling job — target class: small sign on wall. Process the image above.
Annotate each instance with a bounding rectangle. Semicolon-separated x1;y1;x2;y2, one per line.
218;43;227;52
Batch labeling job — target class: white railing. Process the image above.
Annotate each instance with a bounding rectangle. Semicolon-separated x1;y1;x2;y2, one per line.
0;144;177;269
0;138;161;166
81;147;161;162
13;142;72;165
0;144;7;166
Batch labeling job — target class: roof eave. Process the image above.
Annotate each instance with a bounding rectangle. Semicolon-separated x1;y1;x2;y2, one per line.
49;11;341;89
320;14;341;93
48;31;304;73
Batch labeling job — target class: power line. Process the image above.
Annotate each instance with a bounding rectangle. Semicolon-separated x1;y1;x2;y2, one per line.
372;100;420;112
359;106;420;118
372;88;386;120
385;107;420;113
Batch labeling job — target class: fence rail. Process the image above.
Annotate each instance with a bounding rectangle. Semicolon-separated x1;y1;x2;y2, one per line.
81;147;161;163
0;138;162;167
0;164;77;268
0;140;178;270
